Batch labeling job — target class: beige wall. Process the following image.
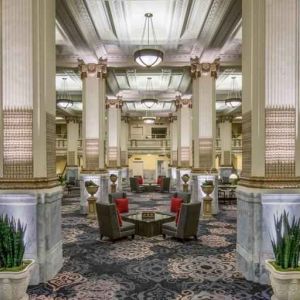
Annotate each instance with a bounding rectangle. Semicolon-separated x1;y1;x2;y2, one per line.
56;157;67;174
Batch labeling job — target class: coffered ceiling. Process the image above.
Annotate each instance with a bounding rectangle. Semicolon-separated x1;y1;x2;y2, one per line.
55;0;242;117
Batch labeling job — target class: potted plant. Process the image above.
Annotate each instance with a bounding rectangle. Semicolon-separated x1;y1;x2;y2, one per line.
265;210;300;300
57;173;66;186
85;180;99;218
85;180;99;196
201;180;214;195
181;174;190;192
0;215;34;300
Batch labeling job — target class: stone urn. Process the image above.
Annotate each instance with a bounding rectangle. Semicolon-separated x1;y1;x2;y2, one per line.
181;174;190;192
265;260;300;300
0;259;35;300
201;182;214;218
85;181;99;219
110;174;118;193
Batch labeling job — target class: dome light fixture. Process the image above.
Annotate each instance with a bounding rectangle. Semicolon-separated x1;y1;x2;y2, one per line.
134;13;163;68
225;76;242;108
141;77;158;109
142;116;156;124
56;77;73;109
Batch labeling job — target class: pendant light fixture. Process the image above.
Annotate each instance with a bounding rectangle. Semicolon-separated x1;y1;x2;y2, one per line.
141;77;158;109
134;13;163;68
57;77;73;109
225;76;242;108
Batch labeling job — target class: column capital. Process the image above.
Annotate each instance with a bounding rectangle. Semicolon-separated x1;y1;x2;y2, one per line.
168;114;177;122
190;57;220;79
79;58;107;79
106;97;123;109
65;116;81;124
175;96;192;110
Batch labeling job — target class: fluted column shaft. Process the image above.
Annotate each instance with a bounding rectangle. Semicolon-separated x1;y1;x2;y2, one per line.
219;120;232;166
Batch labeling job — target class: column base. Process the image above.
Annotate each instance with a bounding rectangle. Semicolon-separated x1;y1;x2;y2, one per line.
0;186;63;284
236;185;300;284
191;173;219;215
80;172;109;213
176;168;191;192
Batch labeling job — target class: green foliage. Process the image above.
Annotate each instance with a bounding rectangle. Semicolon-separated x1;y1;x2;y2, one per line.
85;180;98;188
202;180;214;186
0;215;27;269
58;174;67;186
271;210;300;269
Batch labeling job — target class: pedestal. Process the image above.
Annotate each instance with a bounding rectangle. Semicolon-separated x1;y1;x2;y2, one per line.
80;173;109;213
176;168;191;191
236;186;300;284
108;169;122;192
0;186;63;284
87;196;97;219
191;173;219;215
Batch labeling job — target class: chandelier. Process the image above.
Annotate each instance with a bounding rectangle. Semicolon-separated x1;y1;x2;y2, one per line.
225;76;242;108
57;77;73;109
134;13;163;68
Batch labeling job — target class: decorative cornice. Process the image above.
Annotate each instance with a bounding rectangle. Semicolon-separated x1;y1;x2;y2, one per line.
79;58;107;79
190;57;220;79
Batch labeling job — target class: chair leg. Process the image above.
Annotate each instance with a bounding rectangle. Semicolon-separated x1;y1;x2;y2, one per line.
194;235;197;241
162;234;166;239
132;234;135;240
100;234;103;240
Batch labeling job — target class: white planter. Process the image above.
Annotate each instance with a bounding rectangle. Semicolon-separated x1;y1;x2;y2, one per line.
0;259;34;300
265;259;300;300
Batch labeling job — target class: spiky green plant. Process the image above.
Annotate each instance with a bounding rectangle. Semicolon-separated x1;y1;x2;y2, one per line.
0;215;26;269
271;210;300;269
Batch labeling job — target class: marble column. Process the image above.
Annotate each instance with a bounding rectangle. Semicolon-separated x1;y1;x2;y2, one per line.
106;98;122;191
0;0;62;284
237;0;300;284
169;115;178;188
219;120;232;166
190;58;219;214
79;59;109;211
66;117;80;181
176;97;192;191
120;116;129;183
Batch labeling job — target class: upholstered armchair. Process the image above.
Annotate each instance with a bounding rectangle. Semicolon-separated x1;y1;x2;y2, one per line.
172;192;191;203
96;203;135;241
129;177;144;193
162;202;201;240
108;192;127;204
160;177;171;193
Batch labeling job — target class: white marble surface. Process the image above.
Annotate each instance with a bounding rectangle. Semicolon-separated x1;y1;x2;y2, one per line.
236;186;300;284
0;186;63;284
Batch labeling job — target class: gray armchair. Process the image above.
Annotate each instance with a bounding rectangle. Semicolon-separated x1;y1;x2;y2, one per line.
96;203;135;241
173;192;191;203
162;202;201;240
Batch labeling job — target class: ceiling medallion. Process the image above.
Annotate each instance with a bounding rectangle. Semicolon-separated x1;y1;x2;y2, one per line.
225;76;242;108
56;77;73;109
134;13;163;68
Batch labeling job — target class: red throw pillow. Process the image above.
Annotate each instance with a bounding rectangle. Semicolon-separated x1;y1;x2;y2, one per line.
116;209;122;226
115;198;129;213
170;197;183;213
176;209;181;225
138;177;143;184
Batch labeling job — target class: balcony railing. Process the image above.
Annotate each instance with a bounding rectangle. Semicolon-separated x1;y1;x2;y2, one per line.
215;138;242;152
56;138;82;151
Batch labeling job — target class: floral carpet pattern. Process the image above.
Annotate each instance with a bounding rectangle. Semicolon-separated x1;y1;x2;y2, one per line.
28;191;272;299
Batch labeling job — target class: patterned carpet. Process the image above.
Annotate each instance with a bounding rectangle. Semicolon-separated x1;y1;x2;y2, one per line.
28;191;272;300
